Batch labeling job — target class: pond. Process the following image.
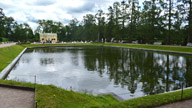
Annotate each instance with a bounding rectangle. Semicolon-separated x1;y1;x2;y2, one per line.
6;46;192;100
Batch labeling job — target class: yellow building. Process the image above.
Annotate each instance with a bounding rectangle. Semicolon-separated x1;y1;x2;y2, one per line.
40;33;58;43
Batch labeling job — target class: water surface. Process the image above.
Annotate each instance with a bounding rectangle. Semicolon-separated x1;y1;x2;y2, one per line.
6;46;192;100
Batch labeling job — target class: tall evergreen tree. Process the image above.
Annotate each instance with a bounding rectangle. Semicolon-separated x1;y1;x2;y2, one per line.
95;10;105;41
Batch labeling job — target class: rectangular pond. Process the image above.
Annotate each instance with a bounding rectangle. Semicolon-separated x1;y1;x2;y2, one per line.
6;46;192;100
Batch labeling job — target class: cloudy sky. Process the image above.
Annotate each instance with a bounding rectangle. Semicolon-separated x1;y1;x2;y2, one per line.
0;0;144;30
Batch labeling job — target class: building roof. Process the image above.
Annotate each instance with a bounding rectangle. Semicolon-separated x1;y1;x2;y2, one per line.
40;33;57;36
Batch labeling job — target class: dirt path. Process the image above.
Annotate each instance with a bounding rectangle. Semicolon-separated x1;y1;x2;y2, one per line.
155;99;192;108
0;87;35;108
0;43;16;48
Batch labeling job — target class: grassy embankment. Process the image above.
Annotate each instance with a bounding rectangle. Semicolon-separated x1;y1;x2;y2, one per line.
101;88;192;108
98;43;192;53
1;43;192;108
0;45;24;72
0;79;117;108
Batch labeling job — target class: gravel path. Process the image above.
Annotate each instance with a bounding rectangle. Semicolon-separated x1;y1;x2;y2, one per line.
155;99;192;108
0;87;35;108
0;43;16;48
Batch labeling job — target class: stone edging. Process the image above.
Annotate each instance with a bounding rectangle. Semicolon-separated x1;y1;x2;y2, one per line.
98;92;124;101
102;45;192;56
0;84;35;91
0;48;27;79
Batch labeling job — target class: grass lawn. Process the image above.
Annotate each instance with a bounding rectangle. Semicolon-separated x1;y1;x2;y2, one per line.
1;43;192;108
0;45;24;72
98;43;192;53
101;88;192;108
0;80;118;108
1;79;192;108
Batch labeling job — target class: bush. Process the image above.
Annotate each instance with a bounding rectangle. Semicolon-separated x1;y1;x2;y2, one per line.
0;37;2;42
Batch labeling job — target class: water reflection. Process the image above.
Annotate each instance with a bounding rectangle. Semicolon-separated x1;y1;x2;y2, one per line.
6;46;192;100
40;58;54;65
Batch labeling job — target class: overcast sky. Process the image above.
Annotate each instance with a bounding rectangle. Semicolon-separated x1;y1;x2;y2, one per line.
0;0;144;30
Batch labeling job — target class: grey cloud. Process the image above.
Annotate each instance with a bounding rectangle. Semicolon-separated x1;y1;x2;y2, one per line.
0;2;14;9
67;1;96;14
25;14;38;23
33;0;56;6
1;0;117;31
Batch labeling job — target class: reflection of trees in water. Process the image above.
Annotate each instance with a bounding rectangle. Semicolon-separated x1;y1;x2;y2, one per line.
40;58;54;65
21;58;30;64
26;47;84;54
82;47;192;95
185;58;192;87
69;48;79;66
34;47;67;53
22;47;192;96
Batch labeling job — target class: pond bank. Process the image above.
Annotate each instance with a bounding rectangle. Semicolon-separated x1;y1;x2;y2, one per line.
0;45;24;72
1;43;192;108
0;80;118;108
21;42;192;54
101;43;192;54
0;48;27;79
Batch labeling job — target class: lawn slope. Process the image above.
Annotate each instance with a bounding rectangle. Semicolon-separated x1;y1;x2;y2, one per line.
0;45;24;72
0;80;118;108
99;43;192;53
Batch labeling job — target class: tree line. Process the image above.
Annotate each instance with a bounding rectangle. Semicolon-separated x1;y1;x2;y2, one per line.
0;8;39;42
0;0;191;45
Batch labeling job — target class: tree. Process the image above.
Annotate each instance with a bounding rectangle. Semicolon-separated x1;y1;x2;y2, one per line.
0;8;5;38
34;33;40;42
1;0;189;44
139;0;162;44
120;1;129;40
183;0;192;43
106;6;115;41
4;17;14;39
68;18;79;41
127;0;140;42
167;0;172;45
12;23;34;42
95;10;105;41
83;14;97;41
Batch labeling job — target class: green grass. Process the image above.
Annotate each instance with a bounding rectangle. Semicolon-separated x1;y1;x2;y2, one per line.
98;43;192;53
0;45;24;72
101;89;192;108
0;79;192;108
1;43;192;108
0;79;118;108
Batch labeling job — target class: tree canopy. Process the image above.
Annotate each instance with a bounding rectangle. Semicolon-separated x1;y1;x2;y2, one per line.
0;0;191;45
